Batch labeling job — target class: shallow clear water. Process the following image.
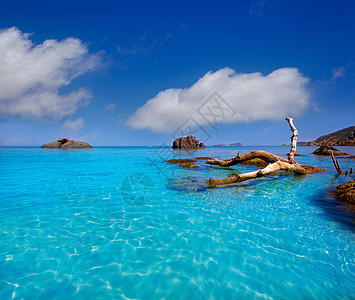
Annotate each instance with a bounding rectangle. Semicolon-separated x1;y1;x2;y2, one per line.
0;146;354;299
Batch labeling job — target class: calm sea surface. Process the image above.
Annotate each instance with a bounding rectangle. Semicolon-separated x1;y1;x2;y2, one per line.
0;146;354;299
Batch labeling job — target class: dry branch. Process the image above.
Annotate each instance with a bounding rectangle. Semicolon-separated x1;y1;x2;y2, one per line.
207;161;306;187
202;117;332;188
331;150;343;174
285;117;298;164
206;150;288;167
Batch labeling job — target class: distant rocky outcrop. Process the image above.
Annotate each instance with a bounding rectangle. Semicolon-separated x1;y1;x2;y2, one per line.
40;138;94;149
172;136;206;149
213;142;243;147
308;126;355;146
282;141;309;146
312;146;348;156
332;179;355;208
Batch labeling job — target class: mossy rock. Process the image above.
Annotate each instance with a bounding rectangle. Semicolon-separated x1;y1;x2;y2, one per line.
239;158;269;168
194;157;213;160
166;158;197;164
332;179;355;206
178;163;200;169
301;165;327;174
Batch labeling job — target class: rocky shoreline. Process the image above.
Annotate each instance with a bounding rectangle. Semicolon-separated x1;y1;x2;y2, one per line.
332;179;355;209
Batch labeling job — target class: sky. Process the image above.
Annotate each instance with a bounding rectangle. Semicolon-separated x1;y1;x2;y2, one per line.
0;0;354;146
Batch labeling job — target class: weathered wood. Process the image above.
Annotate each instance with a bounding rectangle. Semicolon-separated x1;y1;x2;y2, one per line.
330;150;343;174
285;117;298;164
206;150;288;167
207;161;306;187
204;117;329;188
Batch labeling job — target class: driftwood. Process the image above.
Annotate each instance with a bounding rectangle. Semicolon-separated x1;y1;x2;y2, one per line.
208;161;306;187
285;117;298;164
206;118;313;187
330;150;343;174
206;150;288;167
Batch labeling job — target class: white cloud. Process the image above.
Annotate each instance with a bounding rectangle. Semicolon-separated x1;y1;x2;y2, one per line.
127;67;310;133
0;27;102;120
63;117;85;131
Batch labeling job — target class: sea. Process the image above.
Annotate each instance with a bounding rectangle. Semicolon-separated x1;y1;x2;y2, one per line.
0;146;354;299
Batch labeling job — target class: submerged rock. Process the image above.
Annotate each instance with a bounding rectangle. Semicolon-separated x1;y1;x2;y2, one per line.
40;138;94;149
301;165;327;174
239;158;269;168
312;146;348;156
332;179;355;208
166;158;200;169
166;159;197;164
172;136;206;149
178;163;200;169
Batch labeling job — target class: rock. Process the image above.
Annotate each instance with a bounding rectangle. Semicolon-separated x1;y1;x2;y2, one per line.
40;138;94;149
172;136;206;149
312;146;348;156
282;142;308;147
194;157;213;160
166;159;197;164
165;158;200;168
239;158;269;168
301;165;327;174
308;126;355;146
178;163;200;169
332;179;355;208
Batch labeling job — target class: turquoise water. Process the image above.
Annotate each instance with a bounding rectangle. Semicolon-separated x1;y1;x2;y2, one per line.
0;146;354;299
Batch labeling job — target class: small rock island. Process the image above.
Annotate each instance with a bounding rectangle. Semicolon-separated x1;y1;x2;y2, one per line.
312;146;348;156
40;138;94;149
172;136;206;149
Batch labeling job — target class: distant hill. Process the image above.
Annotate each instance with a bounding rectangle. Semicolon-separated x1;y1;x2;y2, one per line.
308;126;355;146
282;142;309;147
213;142;243;147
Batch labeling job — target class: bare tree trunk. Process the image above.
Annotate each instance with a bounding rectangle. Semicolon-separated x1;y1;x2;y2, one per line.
208;161;306;187
203;117;331;188
285;117;298;164
331;150;343;174
206;150;288;167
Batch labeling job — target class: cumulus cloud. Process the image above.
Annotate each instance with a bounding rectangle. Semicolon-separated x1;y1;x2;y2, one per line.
0;27;102;120
63;117;85;131
127;67;310;133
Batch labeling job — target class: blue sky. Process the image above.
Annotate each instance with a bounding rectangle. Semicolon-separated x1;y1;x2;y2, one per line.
0;0;354;146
